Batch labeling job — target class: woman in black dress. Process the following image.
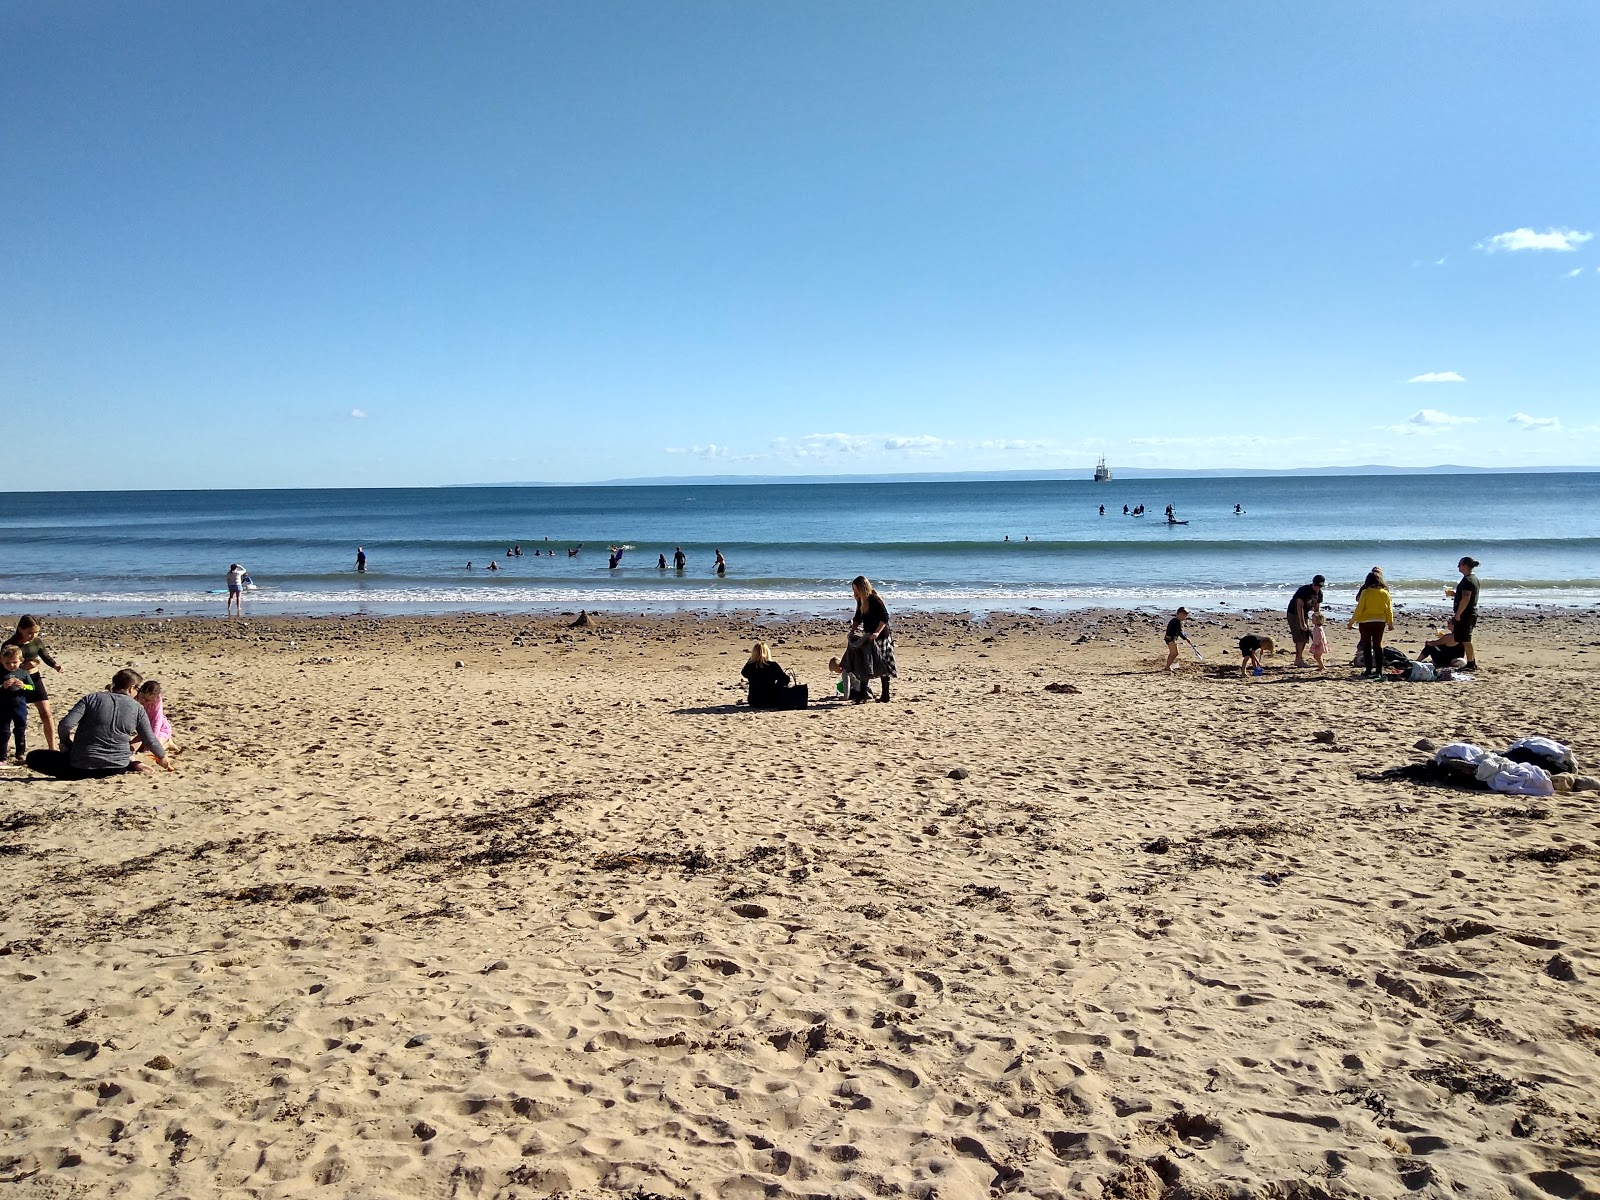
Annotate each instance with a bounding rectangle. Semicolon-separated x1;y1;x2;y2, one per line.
842;575;896;703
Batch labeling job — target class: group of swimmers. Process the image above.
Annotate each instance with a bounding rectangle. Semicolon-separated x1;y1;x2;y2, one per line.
2;615;177;775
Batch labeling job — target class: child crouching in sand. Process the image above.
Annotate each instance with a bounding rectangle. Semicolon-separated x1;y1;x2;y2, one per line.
136;679;177;756
1238;634;1275;677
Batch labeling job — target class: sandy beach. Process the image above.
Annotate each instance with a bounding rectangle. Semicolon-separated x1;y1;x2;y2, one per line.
2;607;1598;1200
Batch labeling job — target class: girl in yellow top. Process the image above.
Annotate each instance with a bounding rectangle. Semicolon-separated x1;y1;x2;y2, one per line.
1348;568;1395;678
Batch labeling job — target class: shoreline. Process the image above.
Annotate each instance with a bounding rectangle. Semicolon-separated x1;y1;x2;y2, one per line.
8;592;1600;624
3;607;1597;1197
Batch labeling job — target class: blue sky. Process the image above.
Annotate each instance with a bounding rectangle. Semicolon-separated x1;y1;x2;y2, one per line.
3;2;1596;489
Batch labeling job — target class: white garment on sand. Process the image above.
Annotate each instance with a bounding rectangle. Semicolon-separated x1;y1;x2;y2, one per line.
1488;761;1555;797
1436;743;1486;765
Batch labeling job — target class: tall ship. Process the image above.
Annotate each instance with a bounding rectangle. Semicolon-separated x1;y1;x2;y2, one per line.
1093;457;1112;482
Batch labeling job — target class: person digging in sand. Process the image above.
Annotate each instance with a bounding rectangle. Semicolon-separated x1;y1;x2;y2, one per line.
1163;608;1193;672
1238;634;1274;677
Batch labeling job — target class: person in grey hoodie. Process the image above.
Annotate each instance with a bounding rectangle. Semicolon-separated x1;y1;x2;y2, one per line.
26;669;169;778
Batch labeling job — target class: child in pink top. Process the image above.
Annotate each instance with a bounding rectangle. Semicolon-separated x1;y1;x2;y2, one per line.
1309;612;1329;670
136;680;175;752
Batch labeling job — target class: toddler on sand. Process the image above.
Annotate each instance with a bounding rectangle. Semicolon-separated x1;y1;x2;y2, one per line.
1238;635;1275;678
1309;612;1329;670
1;644;33;763
136;680;176;755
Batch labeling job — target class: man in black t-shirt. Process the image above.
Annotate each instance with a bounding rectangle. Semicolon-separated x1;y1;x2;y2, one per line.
1423;556;1482;669
1286;575;1325;667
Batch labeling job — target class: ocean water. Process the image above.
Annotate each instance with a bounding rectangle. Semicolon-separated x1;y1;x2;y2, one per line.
2;474;1598;618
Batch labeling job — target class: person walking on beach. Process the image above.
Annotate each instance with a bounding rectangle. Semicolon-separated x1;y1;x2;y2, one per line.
841;576;896;703
355;546;367;572
1349;568;1395;678
1286;574;1325;667
1423;556;1481;669
27;668;169;778
4;616;63;752
1163;608;1193;672
225;563;247;617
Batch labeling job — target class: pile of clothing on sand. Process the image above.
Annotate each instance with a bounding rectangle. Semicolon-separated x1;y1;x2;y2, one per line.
1363;644;1472;683
1375;736;1598;798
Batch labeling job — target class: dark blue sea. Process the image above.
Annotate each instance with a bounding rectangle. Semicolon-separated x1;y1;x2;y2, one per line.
2;474;1597;617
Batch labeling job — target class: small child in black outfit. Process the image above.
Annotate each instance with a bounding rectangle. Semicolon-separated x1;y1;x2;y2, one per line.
1;644;33;763
1163;608;1192;672
1238;634;1275;677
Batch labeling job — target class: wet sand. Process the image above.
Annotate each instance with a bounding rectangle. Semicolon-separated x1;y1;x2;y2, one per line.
2;607;1598;1199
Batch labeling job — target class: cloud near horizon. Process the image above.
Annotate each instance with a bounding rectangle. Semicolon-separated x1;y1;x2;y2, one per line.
1508;412;1561;432
664;443;733;459
1478;227;1594;253
1407;371;1465;384
1383;409;1477;436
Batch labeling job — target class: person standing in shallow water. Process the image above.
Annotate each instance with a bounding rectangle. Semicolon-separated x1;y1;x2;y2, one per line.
355;546;367;573
842;575;896;703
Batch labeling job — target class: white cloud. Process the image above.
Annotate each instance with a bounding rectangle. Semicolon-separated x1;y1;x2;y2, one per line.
1407;371;1465;384
664;443;731;459
978;438;1050;451
1565;268;1584;279
349;408;368;419
882;435;951;454
1127;434;1303;449
1381;409;1478;435
1508;412;1561;432
770;433;874;459
1479;227;1594;253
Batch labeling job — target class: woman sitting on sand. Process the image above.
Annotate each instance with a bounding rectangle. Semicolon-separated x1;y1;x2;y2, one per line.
841;575;896;703
1348;569;1395;678
741;643;802;710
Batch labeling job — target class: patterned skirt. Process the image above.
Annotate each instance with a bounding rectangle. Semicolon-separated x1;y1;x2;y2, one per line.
843;631;898;680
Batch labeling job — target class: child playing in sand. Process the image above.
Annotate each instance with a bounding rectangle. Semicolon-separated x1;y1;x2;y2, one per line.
1309;611;1329;670
1163;608;1192;671
1238;634;1275;678
136;679;176;755
1;644;33;763
4;615;62;751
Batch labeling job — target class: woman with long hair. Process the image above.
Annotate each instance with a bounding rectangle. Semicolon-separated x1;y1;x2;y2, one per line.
1348;568;1394;678
842;575;896;703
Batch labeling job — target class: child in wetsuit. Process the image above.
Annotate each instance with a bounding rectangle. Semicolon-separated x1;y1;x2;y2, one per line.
1163;608;1192;672
1;644;33;763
